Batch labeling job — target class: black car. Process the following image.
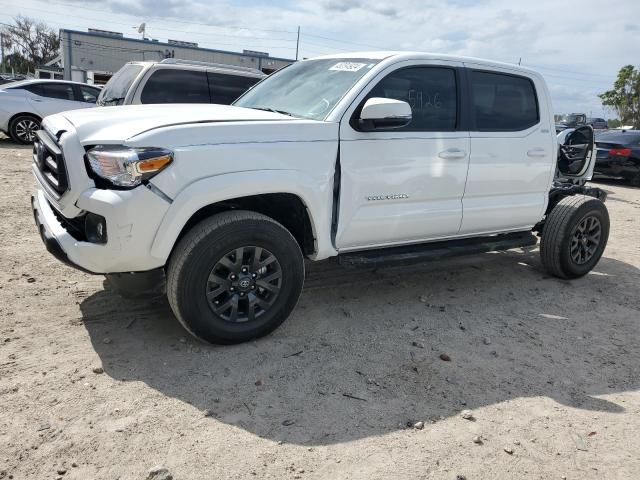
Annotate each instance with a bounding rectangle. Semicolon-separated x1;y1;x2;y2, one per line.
594;130;640;186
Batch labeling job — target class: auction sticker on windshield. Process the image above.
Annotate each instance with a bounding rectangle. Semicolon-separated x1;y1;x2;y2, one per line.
329;62;367;72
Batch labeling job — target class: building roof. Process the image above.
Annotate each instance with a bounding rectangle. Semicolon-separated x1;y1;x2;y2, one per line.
60;29;295;63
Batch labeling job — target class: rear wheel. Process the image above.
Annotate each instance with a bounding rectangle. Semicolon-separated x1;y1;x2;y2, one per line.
9;114;40;144
167;210;305;344
540;195;609;279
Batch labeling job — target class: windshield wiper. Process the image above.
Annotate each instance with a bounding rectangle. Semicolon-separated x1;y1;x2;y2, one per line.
250;106;297;117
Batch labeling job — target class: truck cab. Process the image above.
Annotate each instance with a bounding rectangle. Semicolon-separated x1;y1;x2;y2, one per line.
31;52;608;344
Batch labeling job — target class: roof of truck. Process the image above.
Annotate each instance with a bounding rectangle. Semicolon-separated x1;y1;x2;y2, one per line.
311;51;539;76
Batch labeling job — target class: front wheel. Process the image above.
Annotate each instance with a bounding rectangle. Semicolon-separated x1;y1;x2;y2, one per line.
167;210;305;344
9;114;40;144
540;195;610;279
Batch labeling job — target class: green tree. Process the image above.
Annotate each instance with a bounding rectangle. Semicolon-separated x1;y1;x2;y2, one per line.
607;118;621;129
599;65;640;128
1;16;59;74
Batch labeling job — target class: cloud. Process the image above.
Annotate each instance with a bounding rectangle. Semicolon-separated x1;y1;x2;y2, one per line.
13;0;640;114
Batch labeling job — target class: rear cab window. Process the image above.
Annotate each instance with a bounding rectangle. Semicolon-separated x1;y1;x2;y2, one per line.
140;69;210;104
470;71;539;131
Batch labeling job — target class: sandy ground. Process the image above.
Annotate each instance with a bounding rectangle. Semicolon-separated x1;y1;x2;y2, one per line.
0;135;639;480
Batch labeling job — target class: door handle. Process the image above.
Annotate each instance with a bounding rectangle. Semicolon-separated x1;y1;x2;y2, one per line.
438;148;467;160
527;148;547;158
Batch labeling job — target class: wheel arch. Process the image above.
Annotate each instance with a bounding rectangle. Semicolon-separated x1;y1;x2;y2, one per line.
9;111;42;126
175;192;316;255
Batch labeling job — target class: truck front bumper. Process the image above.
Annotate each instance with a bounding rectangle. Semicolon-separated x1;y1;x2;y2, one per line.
31;192;95;274
31;186;169;274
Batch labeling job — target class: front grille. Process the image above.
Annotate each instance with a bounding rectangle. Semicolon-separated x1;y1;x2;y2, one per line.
33;130;68;197
49;201;87;241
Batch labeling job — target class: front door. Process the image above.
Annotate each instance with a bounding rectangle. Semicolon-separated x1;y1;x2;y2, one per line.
335;61;470;250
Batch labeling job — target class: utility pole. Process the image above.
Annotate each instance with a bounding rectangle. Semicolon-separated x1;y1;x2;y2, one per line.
0;33;4;73
295;26;300;61
518;57;521;66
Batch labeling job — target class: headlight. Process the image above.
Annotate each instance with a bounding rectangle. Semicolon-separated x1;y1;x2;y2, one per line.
86;145;173;188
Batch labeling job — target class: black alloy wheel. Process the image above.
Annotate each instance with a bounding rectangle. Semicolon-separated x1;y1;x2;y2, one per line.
206;246;282;323
9;115;40;144
569;215;601;265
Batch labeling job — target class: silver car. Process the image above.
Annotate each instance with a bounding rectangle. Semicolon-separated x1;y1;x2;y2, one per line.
0;79;100;144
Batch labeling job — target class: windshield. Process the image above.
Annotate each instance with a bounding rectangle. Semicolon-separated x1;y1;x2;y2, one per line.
560;114;583;123
98;64;144;105
234;58;381;120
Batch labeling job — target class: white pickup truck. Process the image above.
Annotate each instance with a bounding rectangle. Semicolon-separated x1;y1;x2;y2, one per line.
31;52;608;344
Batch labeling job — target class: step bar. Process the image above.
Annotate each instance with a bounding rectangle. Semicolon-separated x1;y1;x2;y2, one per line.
337;231;538;267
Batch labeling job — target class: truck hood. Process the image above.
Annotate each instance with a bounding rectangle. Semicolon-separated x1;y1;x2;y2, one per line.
58;104;294;144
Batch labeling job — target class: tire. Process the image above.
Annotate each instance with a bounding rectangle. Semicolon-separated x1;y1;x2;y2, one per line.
167;210;305;344
9;114;40;144
629;172;640;187
540;195;609;279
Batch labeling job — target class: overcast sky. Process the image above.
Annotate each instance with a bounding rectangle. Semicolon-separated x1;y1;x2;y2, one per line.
3;0;639;117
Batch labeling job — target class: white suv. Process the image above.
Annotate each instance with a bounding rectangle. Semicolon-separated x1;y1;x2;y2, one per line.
32;52;608;344
97;59;266;106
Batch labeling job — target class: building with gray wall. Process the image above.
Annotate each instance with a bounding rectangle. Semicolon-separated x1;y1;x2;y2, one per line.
59;29;294;84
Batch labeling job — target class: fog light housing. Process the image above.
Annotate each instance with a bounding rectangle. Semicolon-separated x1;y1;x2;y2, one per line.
85;213;107;244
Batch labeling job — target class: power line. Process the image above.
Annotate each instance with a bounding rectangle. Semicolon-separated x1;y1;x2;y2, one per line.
523;62;614;80
1;15;297;56
302;31;384;50
14;0;298;34
8;4;297;43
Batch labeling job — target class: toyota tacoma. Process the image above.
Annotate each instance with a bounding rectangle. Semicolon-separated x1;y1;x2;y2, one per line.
31;52;609;344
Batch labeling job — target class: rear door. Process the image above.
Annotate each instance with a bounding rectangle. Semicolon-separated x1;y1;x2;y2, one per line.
28;83;81;116
460;67;554;235
556;126;596;183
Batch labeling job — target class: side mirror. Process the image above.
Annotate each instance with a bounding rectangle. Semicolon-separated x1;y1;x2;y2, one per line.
358;97;412;131
557;125;594;176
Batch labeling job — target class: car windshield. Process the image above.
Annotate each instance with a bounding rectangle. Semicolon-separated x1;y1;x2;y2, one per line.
98;64;144;105
234;58;381;120
560;114;582;123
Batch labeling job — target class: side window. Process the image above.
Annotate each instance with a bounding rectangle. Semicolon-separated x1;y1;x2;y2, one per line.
361;67;457;131
470;71;539;131
40;83;75;101
77;85;100;103
140;69;210;104
21;84;44;96
208;73;261;105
